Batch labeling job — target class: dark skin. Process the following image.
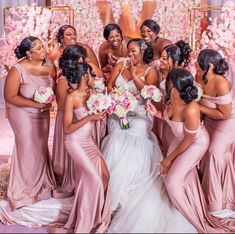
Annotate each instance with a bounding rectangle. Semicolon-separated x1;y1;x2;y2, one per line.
49;27;100;68
146;84;200;176
4;39;56;112
140;25;172;60
107;41;159;92
63;70;109;190
99;28;131;76
195;63;232;120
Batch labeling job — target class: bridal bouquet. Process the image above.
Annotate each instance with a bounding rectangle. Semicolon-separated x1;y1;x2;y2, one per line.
94;77;106;93
141;85;162;102
34;86;55;104
87;93;112;114
107;86;138;129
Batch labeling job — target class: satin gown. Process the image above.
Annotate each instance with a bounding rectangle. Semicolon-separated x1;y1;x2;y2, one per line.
49;107;111;233
101;65;197;233
52;77;75;198
163;109;235;233
150;59;174;157
200;89;235;212
6;63;56;210
103;50;122;80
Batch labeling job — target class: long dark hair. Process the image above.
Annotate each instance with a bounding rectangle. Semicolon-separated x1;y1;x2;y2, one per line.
165;68;198;104
14;36;39;59
197;49;229;84
127;38;153;64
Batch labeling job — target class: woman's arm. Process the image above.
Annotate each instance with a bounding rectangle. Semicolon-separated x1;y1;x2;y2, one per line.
4;67;46;109
146;100;164;120
89;62;104;78
161;103;200;174
200;79;232;120
98;42;109;69
63;95;106;134
128;61;158;90
56;79;69;112
106;62;122;92
82;44;100;68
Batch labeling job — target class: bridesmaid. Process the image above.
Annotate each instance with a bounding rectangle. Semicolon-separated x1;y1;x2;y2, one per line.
154;41;192;156
98;23;131;80
49;62;111;233
146;68;235;232
52;45;87;198
49;24;100;73
196;49;235;213
140;19;172;64
4;36;56;210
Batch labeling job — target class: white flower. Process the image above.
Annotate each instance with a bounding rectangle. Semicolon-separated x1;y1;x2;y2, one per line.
34;87;55;104
86;93;112;114
115;105;128;118
195;86;203;102
94;78;105;93
141;85;162;102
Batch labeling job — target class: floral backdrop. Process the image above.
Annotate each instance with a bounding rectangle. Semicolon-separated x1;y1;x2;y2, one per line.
0;0;234;79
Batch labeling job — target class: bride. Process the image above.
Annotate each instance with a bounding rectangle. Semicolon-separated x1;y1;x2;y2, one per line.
102;38;197;233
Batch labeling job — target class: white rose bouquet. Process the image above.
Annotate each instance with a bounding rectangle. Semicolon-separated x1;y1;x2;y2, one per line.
141;85;162;102
34;86;55;104
87;93;112;114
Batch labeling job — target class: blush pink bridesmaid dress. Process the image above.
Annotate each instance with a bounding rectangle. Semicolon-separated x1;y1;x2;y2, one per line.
200;89;235;212
52;76;75;199
6;63;56;211
150;60;174;157
49;106;111;233
163;109;235;233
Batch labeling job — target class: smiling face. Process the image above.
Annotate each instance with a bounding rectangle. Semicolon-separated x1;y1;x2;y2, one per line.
159;49;174;75
62;27;77;47
127;41;143;66
107;29;122;49
140;25;157;45
28;39;45;62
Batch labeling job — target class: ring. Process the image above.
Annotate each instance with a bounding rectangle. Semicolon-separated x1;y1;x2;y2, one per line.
40;109;44;112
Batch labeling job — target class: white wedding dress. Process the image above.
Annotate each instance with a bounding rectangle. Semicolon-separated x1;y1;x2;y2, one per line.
101;66;197;233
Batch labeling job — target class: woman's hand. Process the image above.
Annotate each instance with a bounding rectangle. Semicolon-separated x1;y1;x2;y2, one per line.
102;64;113;73
126;59;137;79
160;157;172;176
146;100;158;116
90;111;107;121
37;102;52;112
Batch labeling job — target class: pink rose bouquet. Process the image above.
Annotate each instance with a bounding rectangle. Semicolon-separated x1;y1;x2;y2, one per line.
107;86;138;129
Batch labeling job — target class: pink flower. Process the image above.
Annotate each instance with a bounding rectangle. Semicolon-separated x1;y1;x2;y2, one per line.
47;95;55;103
